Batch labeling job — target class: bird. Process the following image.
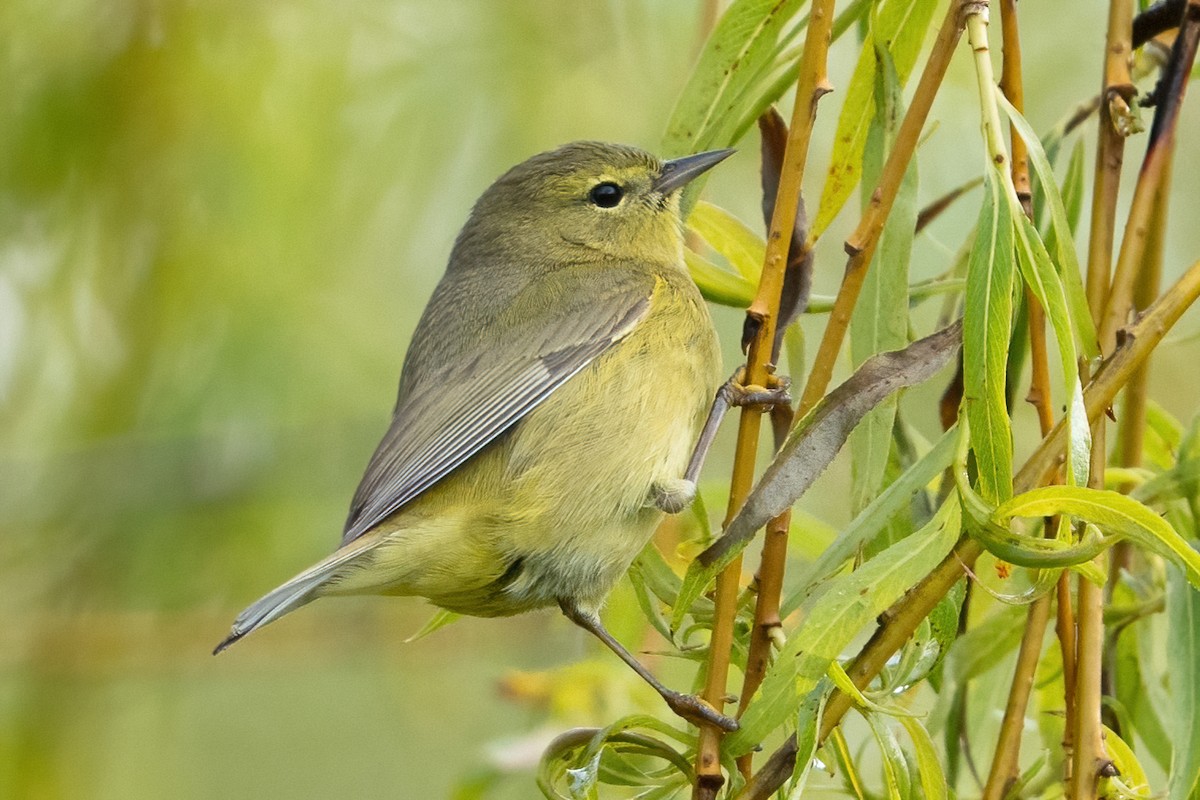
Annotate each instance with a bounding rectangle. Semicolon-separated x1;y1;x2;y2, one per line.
215;141;738;730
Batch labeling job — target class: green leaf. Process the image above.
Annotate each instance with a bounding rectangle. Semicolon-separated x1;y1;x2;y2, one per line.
536;718;696;800
865;713;911;800
726;500;961;756
1060;138;1087;235
687;201;766;281
684;249;756;308
784;681;833;800
405;608;461;642
943;603;1025;684
1011;211;1091;487
850;39;916;515
996;88;1099;360
1112;580;1173;772
1105;725;1153;798
812;0;938;238
784;425;958;616
677;323;962;626
662;0;810;159
898;716;949;800
995;486;1200;587
963;166;1015;503
1168;561;1200;800
959;463;1108;569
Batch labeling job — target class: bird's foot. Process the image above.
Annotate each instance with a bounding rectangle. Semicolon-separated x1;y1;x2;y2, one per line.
720;367;792;410
663;690;739;732
651;478;696;513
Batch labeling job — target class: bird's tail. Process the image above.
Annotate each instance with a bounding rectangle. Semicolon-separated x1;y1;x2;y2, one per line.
213;537;377;655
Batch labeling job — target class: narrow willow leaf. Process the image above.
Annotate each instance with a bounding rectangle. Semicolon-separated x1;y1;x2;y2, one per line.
726;501;961;756
995;486;1200;587
958;462;1107;569
963;167;1015;503
677;322;962;621
942;603;1027;681
1104;725;1153;798
850;40;916;515
812;0;938;238
1060;138;1086;235
1011;212;1091;487
1113;580;1173;772
784;681;833;800
784;425;958;616
662;0;809;159
996;89;1099;359
626;556;676;643
537;716;697;800
865;713;911;800
898;716;949;800
1168;561;1200;800
718;0;877;160
926;578;966;687
687;201;766;281
684;249;756;308
405;608;460;642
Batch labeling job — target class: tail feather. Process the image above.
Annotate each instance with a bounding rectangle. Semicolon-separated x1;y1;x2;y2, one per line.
213;537;377;655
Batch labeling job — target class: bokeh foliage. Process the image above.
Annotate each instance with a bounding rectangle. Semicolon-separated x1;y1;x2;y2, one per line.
3;1;1200;799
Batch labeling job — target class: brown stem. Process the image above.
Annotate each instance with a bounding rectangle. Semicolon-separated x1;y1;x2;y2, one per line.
1110;159;1172;569
738;255;1200;800
1084;0;1135;326
796;0;968;418
734;4;969;780
1100;3;1199;348
692;0;837;795
1068;3;1134;790
981;2;1059;795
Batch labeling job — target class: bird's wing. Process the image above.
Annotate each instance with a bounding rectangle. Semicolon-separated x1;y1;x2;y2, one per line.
341;267;655;544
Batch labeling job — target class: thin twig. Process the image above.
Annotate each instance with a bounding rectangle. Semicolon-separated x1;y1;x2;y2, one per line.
731;13;836;784
1070;0;1138;793
738;255;1200;800
982;1;1059;794
691;0;837;795
796;0;969;418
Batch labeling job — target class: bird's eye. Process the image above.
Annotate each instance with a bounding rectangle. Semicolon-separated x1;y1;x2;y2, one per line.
589;182;623;208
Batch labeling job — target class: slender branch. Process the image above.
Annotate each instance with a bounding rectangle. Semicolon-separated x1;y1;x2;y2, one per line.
1134;0;1187;48
1085;0;1135;326
1100;2;1200;347
1069;2;1137;792
982;2;1060;795
692;0;836;795
731;12;836;783
738;254;1200;800
796;0;968;418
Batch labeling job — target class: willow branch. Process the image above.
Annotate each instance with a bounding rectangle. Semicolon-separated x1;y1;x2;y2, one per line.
1069;2;1138;793
739;254;1200;800
795;0;968;418
692;1;836;795
732;13;837;784
982;1;1059;794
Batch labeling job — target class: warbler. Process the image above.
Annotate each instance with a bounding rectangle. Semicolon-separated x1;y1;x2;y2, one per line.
216;142;737;729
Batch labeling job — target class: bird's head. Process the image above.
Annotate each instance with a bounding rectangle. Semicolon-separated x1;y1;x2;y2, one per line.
460;141;734;267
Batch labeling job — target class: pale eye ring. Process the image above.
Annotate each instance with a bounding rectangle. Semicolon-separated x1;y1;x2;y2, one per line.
589;182;623;208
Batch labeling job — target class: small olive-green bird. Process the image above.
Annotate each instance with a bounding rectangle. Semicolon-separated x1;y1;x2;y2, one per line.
216;142;735;729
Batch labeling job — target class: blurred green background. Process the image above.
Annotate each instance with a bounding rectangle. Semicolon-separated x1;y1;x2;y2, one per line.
2;1;1198;798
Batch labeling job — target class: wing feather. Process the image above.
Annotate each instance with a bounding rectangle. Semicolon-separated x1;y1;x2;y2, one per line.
341;269;654;544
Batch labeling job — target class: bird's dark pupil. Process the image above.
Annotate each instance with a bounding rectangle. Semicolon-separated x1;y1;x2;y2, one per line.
590;182;623;208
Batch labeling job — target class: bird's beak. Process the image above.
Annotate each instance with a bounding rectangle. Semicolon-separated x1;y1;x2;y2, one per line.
652;148;736;195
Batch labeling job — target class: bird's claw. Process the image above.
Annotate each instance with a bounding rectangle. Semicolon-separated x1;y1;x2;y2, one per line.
720;367;792;410
651;478;696;513
664;691;739;732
